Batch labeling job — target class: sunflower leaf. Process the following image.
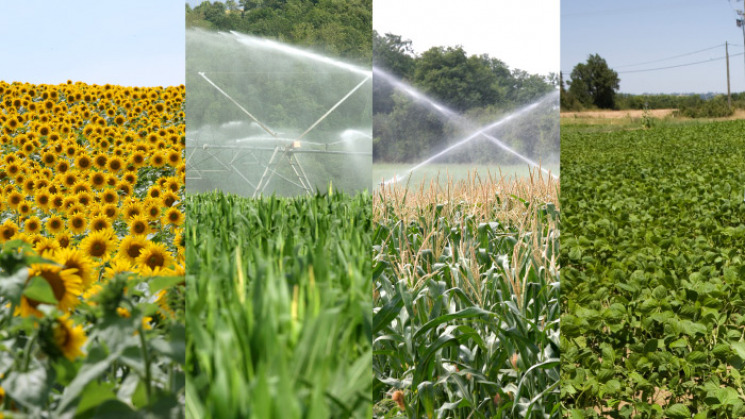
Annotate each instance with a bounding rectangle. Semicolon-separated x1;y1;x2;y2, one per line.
148;275;183;294
23;275;58;305
0;266;28;305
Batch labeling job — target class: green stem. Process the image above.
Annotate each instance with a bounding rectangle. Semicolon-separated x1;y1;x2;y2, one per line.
138;322;152;406
22;334;37;372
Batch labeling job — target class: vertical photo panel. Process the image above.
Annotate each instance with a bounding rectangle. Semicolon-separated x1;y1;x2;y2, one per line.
561;1;745;417
0;1;185;417
371;1;560;417
184;1;373;417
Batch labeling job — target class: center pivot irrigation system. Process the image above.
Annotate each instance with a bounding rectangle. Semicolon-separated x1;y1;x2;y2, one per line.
186;32;372;197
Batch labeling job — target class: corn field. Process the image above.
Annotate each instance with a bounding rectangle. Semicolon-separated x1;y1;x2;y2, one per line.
184;190;372;418
373;170;561;418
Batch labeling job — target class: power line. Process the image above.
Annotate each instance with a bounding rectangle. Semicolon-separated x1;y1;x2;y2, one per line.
615;44;725;69
619;52;745;74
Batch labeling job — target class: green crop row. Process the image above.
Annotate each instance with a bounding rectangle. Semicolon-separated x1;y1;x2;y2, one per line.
561;121;745;417
184;191;372;418
373;175;561;418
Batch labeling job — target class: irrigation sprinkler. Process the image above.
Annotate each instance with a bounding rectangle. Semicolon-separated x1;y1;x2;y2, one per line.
186;32;372;197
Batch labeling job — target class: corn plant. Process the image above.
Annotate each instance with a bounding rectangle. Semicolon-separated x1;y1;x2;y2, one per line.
373;171;560;418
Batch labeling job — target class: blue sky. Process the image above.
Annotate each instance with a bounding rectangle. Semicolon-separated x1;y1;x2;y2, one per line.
562;0;745;94
0;1;184;87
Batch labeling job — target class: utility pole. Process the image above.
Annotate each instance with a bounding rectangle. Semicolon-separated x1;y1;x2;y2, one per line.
726;42;731;108
738;10;745;85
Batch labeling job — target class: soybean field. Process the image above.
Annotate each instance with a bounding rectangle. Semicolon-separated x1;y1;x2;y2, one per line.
561;121;745;417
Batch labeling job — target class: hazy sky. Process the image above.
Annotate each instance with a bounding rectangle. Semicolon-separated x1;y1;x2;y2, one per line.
0;1;185;87
562;0;745;94
373;0;560;77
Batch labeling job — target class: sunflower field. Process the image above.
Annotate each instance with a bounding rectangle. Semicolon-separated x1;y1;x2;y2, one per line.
0;81;185;417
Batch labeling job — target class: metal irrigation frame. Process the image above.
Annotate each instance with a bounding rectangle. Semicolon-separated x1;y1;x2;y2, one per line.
186;58;371;197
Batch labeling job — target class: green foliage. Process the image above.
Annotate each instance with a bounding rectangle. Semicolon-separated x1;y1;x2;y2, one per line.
373;184;560;418
185;190;372;418
674;94;734;118
561;121;745;416
567;54;620;110
186;0;372;64
0;241;185;417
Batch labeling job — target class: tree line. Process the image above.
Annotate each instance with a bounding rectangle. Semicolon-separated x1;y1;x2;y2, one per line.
561;53;742;117
373;31;558;164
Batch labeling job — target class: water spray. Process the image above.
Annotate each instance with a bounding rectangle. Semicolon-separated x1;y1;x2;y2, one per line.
382;90;560;185
374;67;559;182
229;31;372;78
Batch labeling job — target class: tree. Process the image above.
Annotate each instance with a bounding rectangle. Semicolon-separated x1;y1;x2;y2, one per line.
568;54;620;109
373;31;415;78
413;46;502;112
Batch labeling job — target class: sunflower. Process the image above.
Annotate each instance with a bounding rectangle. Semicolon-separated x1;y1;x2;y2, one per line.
100;189;118;205
54;247;97;289
41;151;56;166
116;181;132;196
34;236;60;255
105;257;134;279
143;201;162;221
89;214;111;232
107;156;124;172
122;172;138;185
52;315;87;360
24;216;42;235
121;202;142;220
162;207;184;227
18;263;83;317
102;203;118;220
89;171;107;189
61;172;78;189
18;201;32;217
45;215;65;234
72;180;92;195
116;235;148;265
129;150;147;168
22;177;37;195
149;152;166;168
0;220;19;242
128;214;151;236
79;229;118;260
55;231;72;249
161;191;179;208
75;155;92;170
136;242;174;275
148;186;162;200
6;190;24;210
34;189;52;211
93;153;108;170
76;191;94;207
68;213;87;235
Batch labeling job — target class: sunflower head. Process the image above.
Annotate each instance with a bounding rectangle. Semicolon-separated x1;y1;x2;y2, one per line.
19;263;83;317
117;235;149;265
79;229;118;261
39;315;86;361
136;242;174;276
128;214;151;236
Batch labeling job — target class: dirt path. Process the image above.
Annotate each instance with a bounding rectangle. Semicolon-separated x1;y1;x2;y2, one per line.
561;108;745;120
560;109;674;119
